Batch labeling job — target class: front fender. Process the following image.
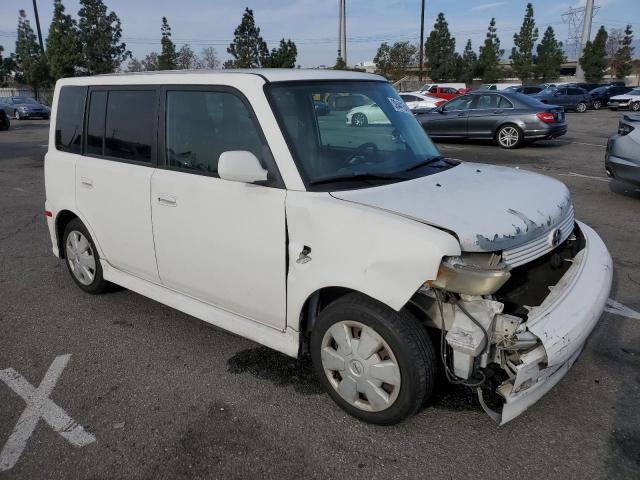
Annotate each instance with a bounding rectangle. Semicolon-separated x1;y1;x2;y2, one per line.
285;191;461;331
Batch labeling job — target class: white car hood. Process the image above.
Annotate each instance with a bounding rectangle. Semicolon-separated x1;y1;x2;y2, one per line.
330;162;572;252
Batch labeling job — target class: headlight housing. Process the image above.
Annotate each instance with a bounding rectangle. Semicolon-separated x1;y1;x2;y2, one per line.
428;253;511;296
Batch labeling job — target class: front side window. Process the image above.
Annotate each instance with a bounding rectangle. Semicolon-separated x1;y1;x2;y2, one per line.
104;90;155;162
267;81;454;191
165;90;266;175
55;86;86;154
444;95;472;111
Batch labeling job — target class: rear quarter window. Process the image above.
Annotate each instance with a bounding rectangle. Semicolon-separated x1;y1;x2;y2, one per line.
55;86;87;154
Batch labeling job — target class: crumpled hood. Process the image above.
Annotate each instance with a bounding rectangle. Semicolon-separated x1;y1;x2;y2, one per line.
330;162;572;252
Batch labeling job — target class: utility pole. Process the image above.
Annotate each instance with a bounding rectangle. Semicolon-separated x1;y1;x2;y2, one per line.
337;0;343;62
575;0;595;81
342;0;347;67
418;0;425;82
32;0;44;53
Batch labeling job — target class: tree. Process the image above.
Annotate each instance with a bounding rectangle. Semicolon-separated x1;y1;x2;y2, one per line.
511;3;538;82
175;44;197;70
334;56;346;70
78;0;129;75
226;8;268;68
126;57;143;72
373;41;417;82
262;39;298;68
196;47;219;69
610;25;634;79
535;26;565;81
14;10;50;95
456;39;477;84
579;26;608;83
424;13;456;81
477;18;504;83
46;0;81;81
158;17;177;70
141;52;159;71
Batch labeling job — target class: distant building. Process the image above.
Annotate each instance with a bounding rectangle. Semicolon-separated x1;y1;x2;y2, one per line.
354;61;376;73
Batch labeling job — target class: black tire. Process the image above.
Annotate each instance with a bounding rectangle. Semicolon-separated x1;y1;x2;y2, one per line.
62;218;109;294
631;101;640;112
310;293;436;425
351;112;368;127
592;99;602;110
0;116;9;131
14;110;22;120
496;124;524;149
575;102;588;113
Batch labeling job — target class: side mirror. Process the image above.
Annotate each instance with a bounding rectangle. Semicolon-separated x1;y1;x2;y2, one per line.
218;151;268;184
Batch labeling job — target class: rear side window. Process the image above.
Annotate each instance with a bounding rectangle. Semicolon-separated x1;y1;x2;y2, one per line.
165;90;265;175
55;86;86;154
498;96;513;108
105;91;155;162
86;91;107;156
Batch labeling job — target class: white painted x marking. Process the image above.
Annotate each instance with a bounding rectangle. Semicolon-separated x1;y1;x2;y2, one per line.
0;354;96;471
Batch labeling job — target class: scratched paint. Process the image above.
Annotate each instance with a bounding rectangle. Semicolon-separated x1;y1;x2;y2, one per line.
0;354;95;472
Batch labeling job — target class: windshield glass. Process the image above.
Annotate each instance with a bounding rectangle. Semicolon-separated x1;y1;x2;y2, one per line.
630;88;640;95
13;97;38;104
540;87;557;95
267;81;453;191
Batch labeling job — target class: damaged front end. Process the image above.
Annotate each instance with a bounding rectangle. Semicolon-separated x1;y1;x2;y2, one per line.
410;221;612;425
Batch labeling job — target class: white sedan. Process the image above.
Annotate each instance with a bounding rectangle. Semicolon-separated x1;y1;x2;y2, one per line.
345;103;391;127
608;88;640;111
399;92;444;111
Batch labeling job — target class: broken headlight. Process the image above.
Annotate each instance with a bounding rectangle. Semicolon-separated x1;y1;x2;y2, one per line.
428;253;511;296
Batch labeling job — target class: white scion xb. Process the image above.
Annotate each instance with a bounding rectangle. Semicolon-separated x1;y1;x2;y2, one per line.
45;70;612;425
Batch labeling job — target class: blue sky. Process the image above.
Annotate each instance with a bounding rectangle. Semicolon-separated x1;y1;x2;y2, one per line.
0;0;638;67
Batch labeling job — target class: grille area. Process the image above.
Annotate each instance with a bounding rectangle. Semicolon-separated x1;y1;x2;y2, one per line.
502;207;575;268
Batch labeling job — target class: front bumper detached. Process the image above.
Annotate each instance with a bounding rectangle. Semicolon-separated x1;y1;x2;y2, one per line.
480;221;612;425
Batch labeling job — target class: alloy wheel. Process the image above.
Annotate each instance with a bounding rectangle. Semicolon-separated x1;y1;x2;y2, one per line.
65;230;96;286
631;102;640;112
576;102;587;113
320;320;401;412
498;126;520;148
593;100;602;110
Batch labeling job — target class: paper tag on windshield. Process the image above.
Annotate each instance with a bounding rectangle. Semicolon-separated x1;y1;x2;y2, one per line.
388;97;412;115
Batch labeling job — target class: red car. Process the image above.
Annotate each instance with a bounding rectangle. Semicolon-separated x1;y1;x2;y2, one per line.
423;86;461;101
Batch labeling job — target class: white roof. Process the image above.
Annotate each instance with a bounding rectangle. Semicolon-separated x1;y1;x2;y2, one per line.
57;68;386;87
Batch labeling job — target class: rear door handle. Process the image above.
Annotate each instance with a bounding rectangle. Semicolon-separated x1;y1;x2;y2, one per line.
80;177;93;188
157;194;177;206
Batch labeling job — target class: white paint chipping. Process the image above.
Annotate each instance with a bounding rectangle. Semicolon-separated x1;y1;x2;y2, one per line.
605;298;640;320
0;354;96;472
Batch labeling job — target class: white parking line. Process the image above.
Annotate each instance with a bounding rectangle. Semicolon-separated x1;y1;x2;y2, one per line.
553;139;607;148
557;172;611;182
605;299;640;320
0;354;96;472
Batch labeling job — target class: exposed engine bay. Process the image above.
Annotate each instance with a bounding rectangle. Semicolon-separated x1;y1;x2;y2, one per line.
409;224;587;421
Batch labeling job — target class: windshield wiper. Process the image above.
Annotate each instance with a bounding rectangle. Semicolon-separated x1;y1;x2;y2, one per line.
403;155;452;172
309;172;409;186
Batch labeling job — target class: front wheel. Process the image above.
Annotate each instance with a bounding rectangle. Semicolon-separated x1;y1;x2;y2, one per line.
311;293;436;425
14;110;22;120
63;218;109;294
630;102;640;112
496;124;523;149
575;102;588;113
351;112;368;127
592;99;602;110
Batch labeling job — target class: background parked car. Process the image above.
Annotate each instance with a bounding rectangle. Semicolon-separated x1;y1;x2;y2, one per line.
0;108;10;130
533;86;591;112
346;102;390;126
419;82;465;92
606;114;640;187
0;96;50;120
478;83;521;91
314;101;330;116
607;88;640;111
503;85;544;95
399;92;445;111
421;85;461;101
327;93;368;111
414;91;566;149
589;85;633;110
564;82;602;93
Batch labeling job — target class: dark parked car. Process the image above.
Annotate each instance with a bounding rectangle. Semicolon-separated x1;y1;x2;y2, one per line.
504;85;544;95
314;101;329;116
0;108;10;130
415;91;567;149
588;85;633;110
563;82;602;92
0;96;50;120
532;86;591;112
606;114;640;187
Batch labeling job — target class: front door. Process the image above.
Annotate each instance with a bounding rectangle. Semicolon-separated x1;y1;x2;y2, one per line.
423;94;472;137
76;87;160;283
150;88;287;329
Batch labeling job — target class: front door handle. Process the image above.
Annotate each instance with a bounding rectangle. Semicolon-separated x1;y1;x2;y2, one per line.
157;194;177;206
457;112;466;117
80;177;93;188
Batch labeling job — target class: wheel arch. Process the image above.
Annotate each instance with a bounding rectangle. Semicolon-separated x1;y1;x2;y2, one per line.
54;209;104;260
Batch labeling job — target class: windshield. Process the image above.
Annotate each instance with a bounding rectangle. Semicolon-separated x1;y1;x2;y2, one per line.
630;88;640;95
267;81;453;191
540;87;557;95
13;97;38;104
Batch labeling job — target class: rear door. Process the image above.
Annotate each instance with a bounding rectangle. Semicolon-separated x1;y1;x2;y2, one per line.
467;94;510;138
75;87;160;283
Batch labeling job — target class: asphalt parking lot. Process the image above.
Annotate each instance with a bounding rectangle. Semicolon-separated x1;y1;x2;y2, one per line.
1;111;639;479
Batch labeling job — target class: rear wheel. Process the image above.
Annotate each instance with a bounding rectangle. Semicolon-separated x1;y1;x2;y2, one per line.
311;293;436;425
592;99;602;110
631;101;640;112
351;112;368;127
496;124;523;149
575;102;588;113
63;218;109;294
